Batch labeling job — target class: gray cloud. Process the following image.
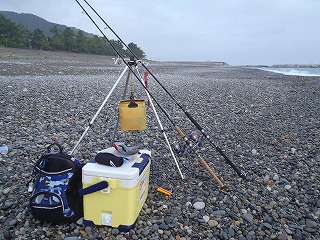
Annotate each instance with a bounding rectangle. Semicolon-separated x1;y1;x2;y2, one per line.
1;0;319;65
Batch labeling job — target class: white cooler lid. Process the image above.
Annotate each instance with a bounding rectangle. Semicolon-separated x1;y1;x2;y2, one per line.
82;149;151;180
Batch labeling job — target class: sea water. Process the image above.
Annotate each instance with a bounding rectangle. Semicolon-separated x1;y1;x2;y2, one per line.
259;67;320;77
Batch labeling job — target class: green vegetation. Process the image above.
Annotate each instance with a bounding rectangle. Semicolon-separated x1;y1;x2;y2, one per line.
0;15;145;58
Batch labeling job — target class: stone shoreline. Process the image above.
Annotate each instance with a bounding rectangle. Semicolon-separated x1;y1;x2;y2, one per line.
0;48;319;240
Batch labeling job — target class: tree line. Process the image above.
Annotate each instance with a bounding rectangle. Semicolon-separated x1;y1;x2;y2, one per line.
0;15;145;58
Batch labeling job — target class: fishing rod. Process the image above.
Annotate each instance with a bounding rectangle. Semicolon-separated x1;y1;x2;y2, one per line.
74;0;226;188
79;0;246;180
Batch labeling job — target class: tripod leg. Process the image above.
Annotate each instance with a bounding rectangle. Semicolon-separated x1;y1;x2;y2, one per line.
70;66;128;155
111;70;131;143
136;67;184;180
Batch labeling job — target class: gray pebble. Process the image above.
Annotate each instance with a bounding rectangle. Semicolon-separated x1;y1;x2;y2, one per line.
159;223;169;230
64;237;81;240
76;217;83;225
246;230;256;240
112;228;120;235
251;149;258;155
261;223;272;229
193;201;205;210
263;175;270;183
273;174;279;181
143;229;150;236
3;201;13;210
8;219;17;226
152;224;159;231
228;227;235;237
305;219;318;228
284;184;291;190
84;226;92;235
208;220;219;227
212;210;226;217
304;219;318;233
202;215;210;223
277;232;289;240
243;213;254;224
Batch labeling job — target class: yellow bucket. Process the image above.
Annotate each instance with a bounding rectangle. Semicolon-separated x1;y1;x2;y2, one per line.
119;99;147;131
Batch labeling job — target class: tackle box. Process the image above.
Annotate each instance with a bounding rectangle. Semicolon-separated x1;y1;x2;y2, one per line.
82;149;151;229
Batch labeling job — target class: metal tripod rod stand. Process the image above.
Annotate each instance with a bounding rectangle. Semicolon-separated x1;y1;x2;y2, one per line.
111;70;131;143
136;65;185;180
70;66;129;155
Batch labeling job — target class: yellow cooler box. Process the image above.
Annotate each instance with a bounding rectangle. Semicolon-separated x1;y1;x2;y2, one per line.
81;150;151;228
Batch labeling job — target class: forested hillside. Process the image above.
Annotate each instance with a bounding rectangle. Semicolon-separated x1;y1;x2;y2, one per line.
0;13;145;58
0;11;67;36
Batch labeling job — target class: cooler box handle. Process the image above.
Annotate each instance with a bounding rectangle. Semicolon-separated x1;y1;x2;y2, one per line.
79;181;109;196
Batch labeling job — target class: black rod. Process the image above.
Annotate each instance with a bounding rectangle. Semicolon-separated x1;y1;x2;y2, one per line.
80;0;246;180
74;0;176;127
76;0;246;180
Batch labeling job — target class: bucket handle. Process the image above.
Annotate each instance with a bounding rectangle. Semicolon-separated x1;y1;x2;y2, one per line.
128;96;138;108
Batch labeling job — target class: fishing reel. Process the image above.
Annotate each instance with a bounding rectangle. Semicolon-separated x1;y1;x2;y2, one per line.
173;130;204;157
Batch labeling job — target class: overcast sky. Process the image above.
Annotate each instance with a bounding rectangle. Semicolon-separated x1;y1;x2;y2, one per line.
1;0;319;65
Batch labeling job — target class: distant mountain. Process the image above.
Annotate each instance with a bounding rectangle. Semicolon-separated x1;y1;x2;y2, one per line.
0;11;92;37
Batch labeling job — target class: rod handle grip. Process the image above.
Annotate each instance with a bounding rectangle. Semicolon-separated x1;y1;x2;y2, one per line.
199;157;225;190
176;127;186;138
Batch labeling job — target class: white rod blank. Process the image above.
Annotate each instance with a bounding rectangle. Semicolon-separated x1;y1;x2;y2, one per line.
71;66;128;155
136;66;184;180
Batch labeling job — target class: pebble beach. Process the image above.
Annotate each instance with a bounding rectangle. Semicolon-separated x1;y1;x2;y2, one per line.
0;48;319;240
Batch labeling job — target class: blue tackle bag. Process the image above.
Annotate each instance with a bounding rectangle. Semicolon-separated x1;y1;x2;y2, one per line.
28;144;83;223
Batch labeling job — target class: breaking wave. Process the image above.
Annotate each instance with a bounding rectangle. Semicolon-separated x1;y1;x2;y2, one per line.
259;67;320;77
